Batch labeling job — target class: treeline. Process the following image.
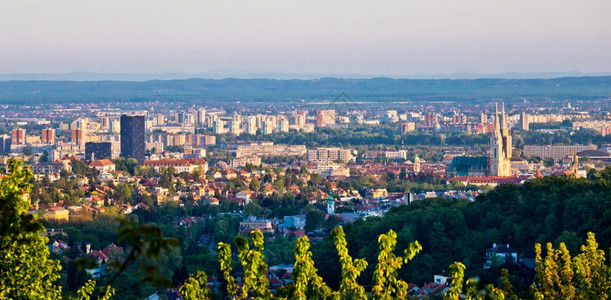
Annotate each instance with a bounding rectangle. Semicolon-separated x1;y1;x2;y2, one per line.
2;76;610;104
309;168;611;297
216;124;611;151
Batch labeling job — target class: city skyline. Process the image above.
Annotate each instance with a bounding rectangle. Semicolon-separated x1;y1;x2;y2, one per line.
2;1;610;76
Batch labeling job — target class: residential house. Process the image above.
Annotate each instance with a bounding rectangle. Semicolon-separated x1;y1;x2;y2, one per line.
484;243;518;269
236;190;255;204
89;159;115;173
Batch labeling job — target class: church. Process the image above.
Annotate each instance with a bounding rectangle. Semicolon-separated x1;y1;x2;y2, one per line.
447;103;513;178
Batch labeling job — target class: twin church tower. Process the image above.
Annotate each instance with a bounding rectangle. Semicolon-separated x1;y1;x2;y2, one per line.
490;103;512;177
447;102;513;178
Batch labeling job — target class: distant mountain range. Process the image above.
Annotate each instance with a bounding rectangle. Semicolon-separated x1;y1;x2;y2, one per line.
1;71;611;81
0;76;608;105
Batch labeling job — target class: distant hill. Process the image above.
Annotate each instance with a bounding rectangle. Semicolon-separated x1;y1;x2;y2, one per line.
0;76;608;104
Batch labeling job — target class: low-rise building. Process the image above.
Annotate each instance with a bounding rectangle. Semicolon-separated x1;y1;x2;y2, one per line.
484;243;518;269
45;207;70;222
143;159;202;173
31;161;72;175
89;159;115;173
239;218;275;234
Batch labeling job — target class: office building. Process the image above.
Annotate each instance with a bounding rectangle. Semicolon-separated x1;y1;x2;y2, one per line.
85;142;112;161
0;135;11;153
523;145;597;162
120;115;146;163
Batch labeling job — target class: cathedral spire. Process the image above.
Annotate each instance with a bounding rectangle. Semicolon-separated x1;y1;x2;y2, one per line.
502;102;508;136
494;103;500;134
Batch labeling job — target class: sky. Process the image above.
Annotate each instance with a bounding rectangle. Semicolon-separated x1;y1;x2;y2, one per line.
1;0;610;77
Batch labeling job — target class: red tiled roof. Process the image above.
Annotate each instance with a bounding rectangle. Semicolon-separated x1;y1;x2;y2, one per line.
143;159;191;166
90;250;108;261
89;159;114;167
102;243;123;256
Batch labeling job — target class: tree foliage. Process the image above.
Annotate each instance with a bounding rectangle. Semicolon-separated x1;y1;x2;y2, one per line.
532;232;610;300
0;159;62;299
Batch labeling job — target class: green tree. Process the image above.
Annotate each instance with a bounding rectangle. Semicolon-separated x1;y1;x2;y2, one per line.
249;177;261;192
0;159;62;299
331;226;368;299
372;229;422;299
532;233;610;300
291;236;332;299
179;270;210;300
305;209;325;233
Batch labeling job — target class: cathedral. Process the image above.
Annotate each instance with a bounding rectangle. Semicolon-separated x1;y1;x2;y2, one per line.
489;103;513;176
447;103;513;178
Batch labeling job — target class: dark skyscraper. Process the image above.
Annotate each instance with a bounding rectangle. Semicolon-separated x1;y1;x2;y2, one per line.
120;115;145;163
85;142;112;161
0;135;11;153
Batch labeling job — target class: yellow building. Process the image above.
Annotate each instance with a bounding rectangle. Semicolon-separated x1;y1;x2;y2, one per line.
45;208;69;222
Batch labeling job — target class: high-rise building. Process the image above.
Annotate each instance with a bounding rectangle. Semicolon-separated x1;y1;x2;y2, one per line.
480;112;488;124
424;112;438;128
278;117;289;132
317;110;336;127
71;129;84;145
197;108;206;126
203;135;216;147
11;128;26;145
177;112;186;124
213;120;226;134
452;114;467;125
109;119;120;133
400;122;416;134
245;116;257;135
230;120;241;136
120;115;146;163
0;135;11;153
101;117;110;129
153;114;165;126
262;120;274;135
41;128;55;144
85;142;112;161
520;112;530;131
295;114;306;128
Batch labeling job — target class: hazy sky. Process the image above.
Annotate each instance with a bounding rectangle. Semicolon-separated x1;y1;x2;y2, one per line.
1;0;610;76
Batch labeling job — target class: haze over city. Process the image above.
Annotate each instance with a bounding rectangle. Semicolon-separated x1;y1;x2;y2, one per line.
2;0;610;77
